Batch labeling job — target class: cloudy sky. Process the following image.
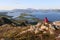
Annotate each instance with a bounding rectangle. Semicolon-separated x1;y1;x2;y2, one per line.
0;0;60;10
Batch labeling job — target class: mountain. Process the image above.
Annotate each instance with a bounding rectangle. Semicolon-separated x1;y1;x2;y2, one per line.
0;9;60;21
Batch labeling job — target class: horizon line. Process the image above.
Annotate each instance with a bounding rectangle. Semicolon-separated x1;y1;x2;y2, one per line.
0;8;60;10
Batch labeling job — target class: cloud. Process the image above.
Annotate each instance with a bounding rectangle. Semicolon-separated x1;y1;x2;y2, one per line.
0;5;27;10
0;5;60;10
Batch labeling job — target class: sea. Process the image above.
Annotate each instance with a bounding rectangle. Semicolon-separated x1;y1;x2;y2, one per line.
7;10;60;21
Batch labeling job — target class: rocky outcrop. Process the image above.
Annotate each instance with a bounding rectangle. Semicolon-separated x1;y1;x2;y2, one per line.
53;21;60;26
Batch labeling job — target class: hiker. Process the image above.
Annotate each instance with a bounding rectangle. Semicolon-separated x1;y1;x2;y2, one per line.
44;17;49;25
42;17;50;32
44;17;48;23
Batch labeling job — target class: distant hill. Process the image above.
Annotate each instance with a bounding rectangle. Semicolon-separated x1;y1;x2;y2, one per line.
0;9;60;21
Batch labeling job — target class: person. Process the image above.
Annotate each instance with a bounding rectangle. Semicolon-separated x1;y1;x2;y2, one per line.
43;17;50;30
44;17;48;23
43;17;49;25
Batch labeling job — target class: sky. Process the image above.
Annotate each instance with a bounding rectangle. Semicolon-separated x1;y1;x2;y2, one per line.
0;0;60;10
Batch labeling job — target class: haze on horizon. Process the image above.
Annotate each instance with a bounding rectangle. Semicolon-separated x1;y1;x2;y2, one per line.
0;0;60;10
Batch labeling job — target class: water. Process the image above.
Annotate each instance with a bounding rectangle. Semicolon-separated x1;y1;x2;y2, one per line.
7;10;60;21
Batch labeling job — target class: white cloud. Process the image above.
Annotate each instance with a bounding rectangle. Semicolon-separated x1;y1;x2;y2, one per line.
0;5;60;10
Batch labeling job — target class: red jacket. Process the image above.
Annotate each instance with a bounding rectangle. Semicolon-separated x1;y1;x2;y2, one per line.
44;17;48;23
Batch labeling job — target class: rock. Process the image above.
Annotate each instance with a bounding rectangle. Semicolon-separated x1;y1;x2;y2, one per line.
0;38;5;40
53;21;60;26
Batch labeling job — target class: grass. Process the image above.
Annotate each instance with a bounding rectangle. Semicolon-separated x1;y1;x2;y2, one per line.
0;24;56;40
